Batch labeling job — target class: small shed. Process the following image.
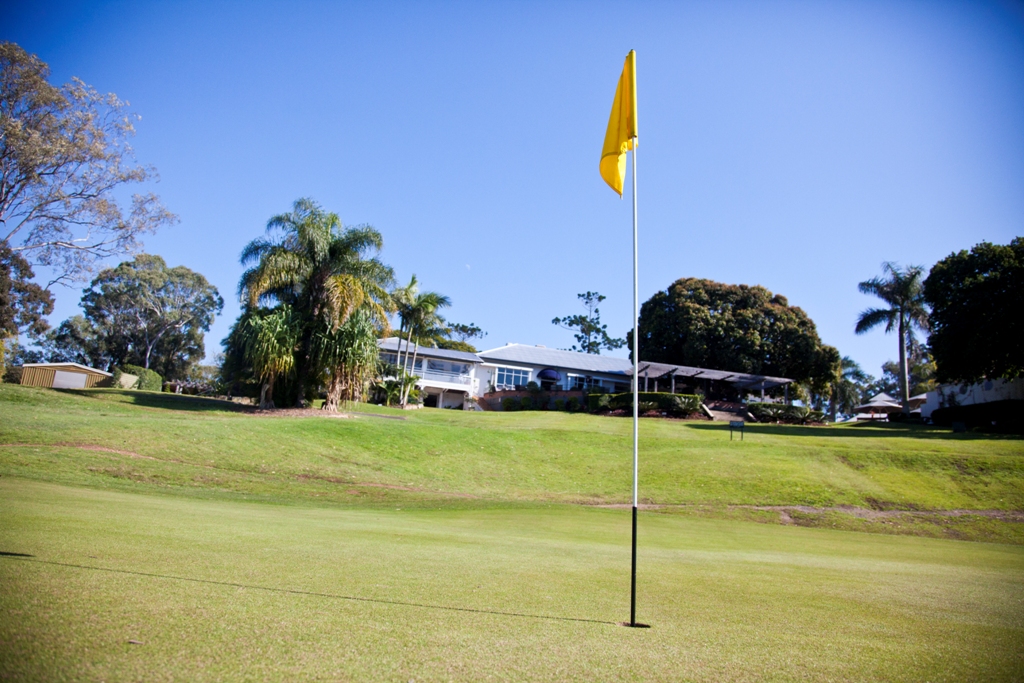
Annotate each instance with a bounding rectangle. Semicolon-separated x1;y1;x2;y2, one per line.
20;363;113;389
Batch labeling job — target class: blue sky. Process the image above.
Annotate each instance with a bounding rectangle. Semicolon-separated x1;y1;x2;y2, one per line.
4;0;1023;379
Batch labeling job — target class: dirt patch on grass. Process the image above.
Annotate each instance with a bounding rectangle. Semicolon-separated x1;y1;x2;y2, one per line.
246;408;407;421
2;442;157;460
294;473;478;498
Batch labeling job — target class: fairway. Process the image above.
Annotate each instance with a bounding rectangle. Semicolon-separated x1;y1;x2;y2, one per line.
2;385;1024;680
2;479;1022;682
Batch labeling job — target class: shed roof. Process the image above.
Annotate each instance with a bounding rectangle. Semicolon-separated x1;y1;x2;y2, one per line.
22;362;112;377
378;338;482;363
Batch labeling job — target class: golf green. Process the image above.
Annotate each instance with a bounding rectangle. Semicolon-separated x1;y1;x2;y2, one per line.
2;478;1021;682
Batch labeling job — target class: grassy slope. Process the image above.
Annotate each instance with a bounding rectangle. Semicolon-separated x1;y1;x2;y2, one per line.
2;478;1022;682
1;385;1022;535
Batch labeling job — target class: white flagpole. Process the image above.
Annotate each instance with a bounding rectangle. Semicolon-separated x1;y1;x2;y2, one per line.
629;133;639;627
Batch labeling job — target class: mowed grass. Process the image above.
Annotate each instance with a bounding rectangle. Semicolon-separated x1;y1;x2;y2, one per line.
2;478;1023;682
1;384;1023;542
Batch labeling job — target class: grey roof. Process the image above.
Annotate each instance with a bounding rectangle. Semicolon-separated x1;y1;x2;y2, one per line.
632;361;792;389
378;338;482;363
478;344;633;374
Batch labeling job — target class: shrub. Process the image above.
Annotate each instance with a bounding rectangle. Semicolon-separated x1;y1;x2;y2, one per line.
121;364;163;391
607;392;702;416
526;381;540;393
587;393;611;412
553;399;566;411
747;402;824;425
520;396;534;410
501;396;521;412
565;396;580;412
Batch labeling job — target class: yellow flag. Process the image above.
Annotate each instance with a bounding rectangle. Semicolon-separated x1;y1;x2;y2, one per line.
600;50;638;196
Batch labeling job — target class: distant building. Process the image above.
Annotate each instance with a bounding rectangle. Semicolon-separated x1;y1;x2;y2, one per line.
377;339;794;410
378;338;482;409
20;363;112;389
921;378;1024;419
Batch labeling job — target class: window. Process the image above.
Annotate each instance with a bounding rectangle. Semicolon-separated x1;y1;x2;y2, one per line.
568;374;603;390
495;367;529;389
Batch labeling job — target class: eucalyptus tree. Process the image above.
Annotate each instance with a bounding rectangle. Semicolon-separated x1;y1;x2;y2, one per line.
239;198;394;405
1;42;176;285
855;263;930;414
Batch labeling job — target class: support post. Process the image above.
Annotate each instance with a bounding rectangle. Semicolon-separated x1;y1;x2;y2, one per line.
630;136;639;628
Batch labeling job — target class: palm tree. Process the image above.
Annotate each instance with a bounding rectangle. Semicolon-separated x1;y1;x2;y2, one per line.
400;290;451;406
855;263;930;414
390;274;419;373
239;198;395;405
829;356;870;420
239;307;301;410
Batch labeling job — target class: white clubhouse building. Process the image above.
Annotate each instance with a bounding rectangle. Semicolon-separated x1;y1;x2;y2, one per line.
378;338;792;410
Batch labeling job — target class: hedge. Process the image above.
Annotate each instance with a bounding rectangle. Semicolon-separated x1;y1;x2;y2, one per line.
120;364;163;391
598;392;702;415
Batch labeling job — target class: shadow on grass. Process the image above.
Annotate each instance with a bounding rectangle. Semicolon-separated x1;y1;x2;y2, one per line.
0;555;615;626
684;421;1022;441
64;389;255;414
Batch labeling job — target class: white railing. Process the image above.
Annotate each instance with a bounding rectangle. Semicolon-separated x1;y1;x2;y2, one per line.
419;369;472;385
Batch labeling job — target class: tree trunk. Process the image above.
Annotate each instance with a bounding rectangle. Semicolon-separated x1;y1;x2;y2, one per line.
259;375;276;410
403;342;421;406
898;315;910;414
322;369;343;412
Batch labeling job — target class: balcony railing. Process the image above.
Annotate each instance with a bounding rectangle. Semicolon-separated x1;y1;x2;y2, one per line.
419;369;472;385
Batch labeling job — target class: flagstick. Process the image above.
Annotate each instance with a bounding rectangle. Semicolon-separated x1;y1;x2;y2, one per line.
630;135;639;628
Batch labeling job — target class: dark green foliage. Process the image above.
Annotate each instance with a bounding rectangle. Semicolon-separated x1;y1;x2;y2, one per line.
43;254;223;379
565;397;580;412
553;399;566;411
633;278;839;388
930;400;1023;434
607;392;702;415
501;396;520;411
586;393;610;412
748;403;825;425
923;238;1024;383
520;396;534;410
121;364;163;391
0;244;53;341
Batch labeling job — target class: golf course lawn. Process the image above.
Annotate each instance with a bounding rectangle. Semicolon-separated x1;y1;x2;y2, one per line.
1;384;1023;680
2;479;1023;682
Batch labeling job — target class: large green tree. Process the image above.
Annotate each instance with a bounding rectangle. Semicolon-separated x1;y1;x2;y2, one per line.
75;254;223;377
923;238;1024;384
855;263;930;414
0;244;53;373
239;198;394;405
1;42;175;284
632;278;839;388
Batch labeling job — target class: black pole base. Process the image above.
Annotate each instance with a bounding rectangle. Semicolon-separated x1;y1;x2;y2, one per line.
619;622;651;628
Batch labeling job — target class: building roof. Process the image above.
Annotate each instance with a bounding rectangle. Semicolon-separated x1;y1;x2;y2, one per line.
378;338;482;363
22;362;112;377
477;345;794;390
478;344;633;374
632;361;792;389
